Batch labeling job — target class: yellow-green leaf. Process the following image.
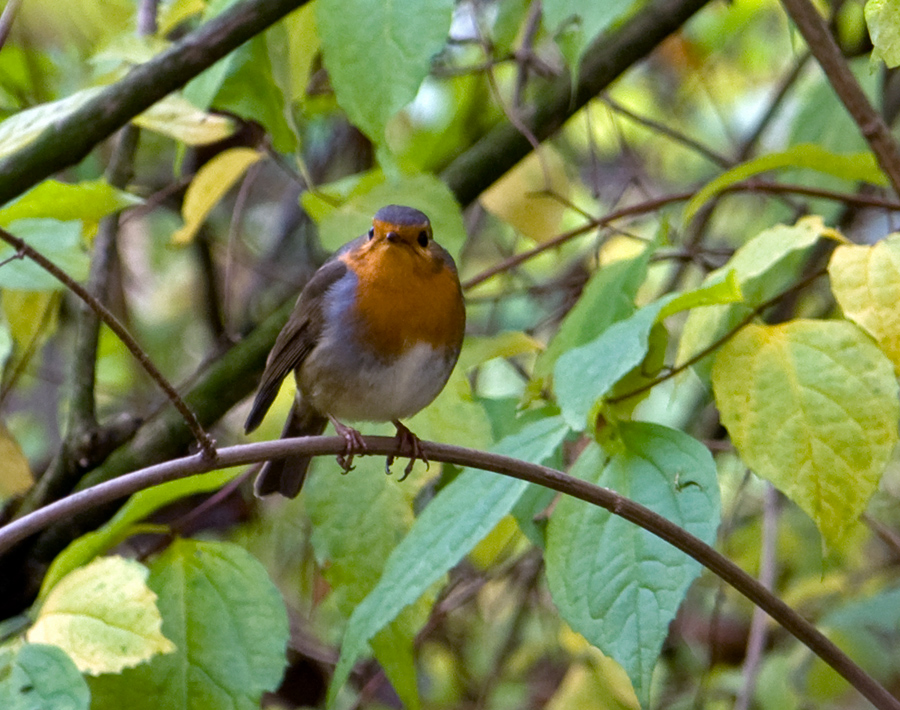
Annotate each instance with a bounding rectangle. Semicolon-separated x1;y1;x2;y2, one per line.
172;147;263;244
712;320;899;544
683;144;888;225
28;556;175;675
866;0;900;68
0;423;31;497
133;95;237;146
829;234;900;373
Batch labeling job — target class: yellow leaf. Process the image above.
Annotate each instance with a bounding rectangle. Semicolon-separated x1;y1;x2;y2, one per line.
2;290;59;353
172;147;264;245
28;556;175;675
829;233;900;374
480;147;570;242
134;95;236;146
0;424;32;497
712;320;899;544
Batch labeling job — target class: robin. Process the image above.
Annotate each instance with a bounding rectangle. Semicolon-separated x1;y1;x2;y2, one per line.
244;205;466;497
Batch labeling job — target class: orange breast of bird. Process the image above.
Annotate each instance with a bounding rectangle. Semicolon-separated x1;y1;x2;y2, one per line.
341;241;465;360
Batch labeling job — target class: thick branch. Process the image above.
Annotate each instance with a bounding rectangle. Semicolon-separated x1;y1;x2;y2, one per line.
441;0;712;206
0;0;310;206
1;437;897;710
780;0;900;197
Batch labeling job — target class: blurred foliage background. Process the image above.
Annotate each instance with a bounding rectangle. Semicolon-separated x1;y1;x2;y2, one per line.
2;0;900;708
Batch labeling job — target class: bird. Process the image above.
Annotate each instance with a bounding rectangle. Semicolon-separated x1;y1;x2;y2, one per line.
244;205;466;498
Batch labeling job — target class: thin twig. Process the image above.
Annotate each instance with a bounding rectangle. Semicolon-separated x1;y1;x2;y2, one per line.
604;96;733;168
0;226;215;458
780;0;900;197
462;192;692;290
0;436;897;710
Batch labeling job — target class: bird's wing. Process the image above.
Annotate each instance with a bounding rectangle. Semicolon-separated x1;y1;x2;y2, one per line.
244;257;349;433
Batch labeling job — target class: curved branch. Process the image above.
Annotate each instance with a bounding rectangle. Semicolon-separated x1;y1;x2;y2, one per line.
0;0;310;205
0;436;897;710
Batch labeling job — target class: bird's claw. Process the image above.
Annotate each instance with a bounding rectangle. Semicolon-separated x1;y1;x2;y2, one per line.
330;417;366;474
388;421;428;481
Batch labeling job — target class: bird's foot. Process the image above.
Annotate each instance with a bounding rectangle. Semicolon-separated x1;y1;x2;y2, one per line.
330;417;366;473
386;420;428;481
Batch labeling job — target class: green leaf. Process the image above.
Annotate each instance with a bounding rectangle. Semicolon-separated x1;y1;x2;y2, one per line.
0;179;141;229
677;217;838;379
555;300;668;431
304;171;467;259
200;35;297;154
88;540;289;710
866;0;900;67
0;643;89;710
683;144;888;224
544;0;635;76
545;425;720;705
0;219;89;290
712;320;899;543
305;453;424;710
40;469;239;600
0;88;104;162
534;248;652;380
829;233;900;373
315;0;454;142
27;556;174;675
328;415;569;705
555;270;743;431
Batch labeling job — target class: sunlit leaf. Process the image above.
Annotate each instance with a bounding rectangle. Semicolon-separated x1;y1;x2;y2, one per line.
712;320;899;543
88;540;289;710
677;217;841;379
829;233;900;373
28;556;174;675
133;95;237;145
866;0;900;68
316;0;453;142
545;425;720;705
172;147;263;244
0;179;140;229
0;644;89;710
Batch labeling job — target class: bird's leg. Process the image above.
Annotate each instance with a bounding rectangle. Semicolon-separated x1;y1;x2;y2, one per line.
329;415;366;472
386;420;428;481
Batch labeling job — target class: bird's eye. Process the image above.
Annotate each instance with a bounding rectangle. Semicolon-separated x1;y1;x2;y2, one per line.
367;228;374;240
417;230;429;247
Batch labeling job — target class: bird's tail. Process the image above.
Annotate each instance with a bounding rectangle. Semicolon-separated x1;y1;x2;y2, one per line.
254;399;328;498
